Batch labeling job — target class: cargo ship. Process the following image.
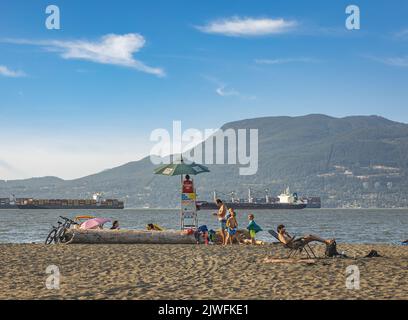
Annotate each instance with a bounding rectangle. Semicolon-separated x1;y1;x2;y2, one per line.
0;197;18;209
197;187;321;210
0;194;124;209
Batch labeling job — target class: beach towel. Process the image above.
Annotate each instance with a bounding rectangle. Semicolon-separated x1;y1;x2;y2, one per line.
247;220;262;233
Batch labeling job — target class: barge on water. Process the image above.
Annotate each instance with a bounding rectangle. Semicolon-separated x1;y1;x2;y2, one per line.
197;187;321;210
0;193;124;209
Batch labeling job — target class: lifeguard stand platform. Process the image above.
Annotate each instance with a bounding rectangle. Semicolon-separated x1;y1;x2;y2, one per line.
180;192;198;230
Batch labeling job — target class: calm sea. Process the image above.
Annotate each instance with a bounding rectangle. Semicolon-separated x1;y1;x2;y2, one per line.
0;208;407;244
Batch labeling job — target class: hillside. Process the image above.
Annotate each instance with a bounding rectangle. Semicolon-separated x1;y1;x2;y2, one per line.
1;114;408;208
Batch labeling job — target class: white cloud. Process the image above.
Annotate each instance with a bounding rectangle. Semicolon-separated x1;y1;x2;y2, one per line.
381;57;408;67
394;28;408;40
255;57;320;65
202;75;255;100
0;65;26;77
216;86;240;97
4;34;165;77
368;55;408;67
216;85;256;100
196;16;297;37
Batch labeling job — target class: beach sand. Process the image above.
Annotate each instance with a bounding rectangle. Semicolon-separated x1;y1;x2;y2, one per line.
0;243;406;300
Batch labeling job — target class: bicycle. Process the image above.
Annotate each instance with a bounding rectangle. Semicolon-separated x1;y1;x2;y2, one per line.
55;216;78;242
45;222;61;245
45;216;78;244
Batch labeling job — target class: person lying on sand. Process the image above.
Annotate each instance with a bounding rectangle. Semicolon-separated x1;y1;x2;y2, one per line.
277;224;334;247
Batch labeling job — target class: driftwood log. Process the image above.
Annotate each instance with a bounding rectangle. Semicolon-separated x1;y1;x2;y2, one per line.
64;229;201;244
63;228;251;245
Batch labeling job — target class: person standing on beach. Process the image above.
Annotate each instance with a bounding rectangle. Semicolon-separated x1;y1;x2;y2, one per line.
213;199;227;245
247;214;262;245
225;209;238;245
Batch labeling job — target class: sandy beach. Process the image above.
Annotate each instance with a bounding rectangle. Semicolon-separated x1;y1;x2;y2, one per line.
0;243;406;300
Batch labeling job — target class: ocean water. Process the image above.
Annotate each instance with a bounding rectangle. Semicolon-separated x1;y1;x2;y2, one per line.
0;208;407;244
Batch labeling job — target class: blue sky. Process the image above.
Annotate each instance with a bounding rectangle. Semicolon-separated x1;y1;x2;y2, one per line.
0;0;407;179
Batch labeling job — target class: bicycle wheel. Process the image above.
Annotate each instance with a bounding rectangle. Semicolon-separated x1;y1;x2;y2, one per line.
55;227;66;244
60;230;75;244
45;229;57;244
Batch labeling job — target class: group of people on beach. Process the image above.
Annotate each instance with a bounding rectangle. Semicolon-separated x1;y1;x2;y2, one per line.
214;198;262;245
213;198;336;247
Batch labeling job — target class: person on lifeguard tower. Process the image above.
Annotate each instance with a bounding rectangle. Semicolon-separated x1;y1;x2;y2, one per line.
182;174;194;194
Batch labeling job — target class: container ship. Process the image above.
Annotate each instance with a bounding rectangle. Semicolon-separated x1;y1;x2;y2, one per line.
197;187;321;210
0;194;124;209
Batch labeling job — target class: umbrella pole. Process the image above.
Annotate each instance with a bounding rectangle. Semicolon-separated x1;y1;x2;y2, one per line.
180;174;183;230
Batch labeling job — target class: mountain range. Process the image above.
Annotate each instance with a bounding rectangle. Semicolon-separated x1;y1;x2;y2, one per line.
1;114;408;208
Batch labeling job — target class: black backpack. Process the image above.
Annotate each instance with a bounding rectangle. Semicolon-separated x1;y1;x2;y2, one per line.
325;240;341;257
365;250;381;258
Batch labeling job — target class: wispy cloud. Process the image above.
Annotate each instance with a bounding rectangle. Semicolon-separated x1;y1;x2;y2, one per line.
202;75;256;100
196;16;297;37
393;28;408;40
255;57;321;65
367;55;408;67
216;86;240;97
0;65;26;77
3;33;165;77
216;85;256;100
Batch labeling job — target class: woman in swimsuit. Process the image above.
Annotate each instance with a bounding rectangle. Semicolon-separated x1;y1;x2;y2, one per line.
213;199;227;245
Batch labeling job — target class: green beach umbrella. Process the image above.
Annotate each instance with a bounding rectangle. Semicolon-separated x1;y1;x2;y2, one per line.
154;158;210;177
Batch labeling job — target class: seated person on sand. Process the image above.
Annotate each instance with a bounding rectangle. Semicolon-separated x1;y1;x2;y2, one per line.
147;223;164;231
225;208;238;245
110;220;120;230
277;224;334;248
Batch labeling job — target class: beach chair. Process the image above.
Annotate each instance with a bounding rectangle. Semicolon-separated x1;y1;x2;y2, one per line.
268;229;317;259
